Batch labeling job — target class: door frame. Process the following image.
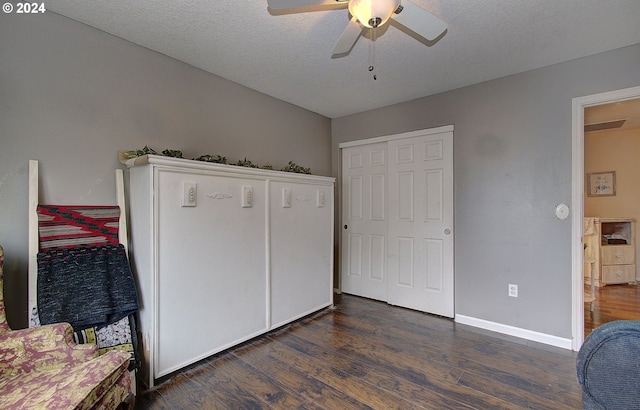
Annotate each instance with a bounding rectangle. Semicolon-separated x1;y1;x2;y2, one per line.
571;85;640;350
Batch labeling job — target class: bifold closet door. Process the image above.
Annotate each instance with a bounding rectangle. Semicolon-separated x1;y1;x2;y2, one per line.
340;127;454;318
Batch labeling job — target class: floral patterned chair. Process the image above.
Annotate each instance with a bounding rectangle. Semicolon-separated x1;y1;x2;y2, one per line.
0;245;134;409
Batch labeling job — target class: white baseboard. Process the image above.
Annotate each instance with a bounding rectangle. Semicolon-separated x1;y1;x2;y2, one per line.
455;315;573;350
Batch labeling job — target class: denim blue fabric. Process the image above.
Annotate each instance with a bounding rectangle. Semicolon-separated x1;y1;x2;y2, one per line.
37;244;139;330
576;320;640;409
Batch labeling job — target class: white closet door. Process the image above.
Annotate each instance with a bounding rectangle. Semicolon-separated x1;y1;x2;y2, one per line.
341;143;388;301
387;131;454;317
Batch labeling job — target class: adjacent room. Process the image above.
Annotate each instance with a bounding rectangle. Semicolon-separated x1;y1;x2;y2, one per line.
583;98;640;336
1;0;640;408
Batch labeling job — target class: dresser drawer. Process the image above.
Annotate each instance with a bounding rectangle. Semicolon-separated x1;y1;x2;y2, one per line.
601;245;635;265
602;264;636;284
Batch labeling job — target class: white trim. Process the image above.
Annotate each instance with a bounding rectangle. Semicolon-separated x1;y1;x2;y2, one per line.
115;169;128;253
455;315;572;350
124;155;334;184
329;185;336;303
571;85;640;351
28;160;39;326
338;125;454;148
265;179;272;329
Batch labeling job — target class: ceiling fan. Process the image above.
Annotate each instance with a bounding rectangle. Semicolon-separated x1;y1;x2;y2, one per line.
266;0;448;56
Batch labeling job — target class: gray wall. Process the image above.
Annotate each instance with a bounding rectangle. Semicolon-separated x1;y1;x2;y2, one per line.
0;12;331;328
332;43;640;339
2;9;638;342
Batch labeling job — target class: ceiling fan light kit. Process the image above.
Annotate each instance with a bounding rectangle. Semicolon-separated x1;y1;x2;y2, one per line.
266;0;447;57
348;0;400;28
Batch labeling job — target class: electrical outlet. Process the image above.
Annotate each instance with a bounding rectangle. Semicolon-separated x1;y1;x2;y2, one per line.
508;284;518;298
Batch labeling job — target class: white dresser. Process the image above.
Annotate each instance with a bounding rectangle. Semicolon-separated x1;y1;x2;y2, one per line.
125;155;334;387
584;217;636;287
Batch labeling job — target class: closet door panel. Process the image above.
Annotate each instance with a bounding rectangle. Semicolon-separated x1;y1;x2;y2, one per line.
155;169;267;377
341;143;388;301
387;131;454;317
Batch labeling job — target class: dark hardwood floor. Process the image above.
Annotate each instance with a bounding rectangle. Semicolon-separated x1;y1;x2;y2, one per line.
136;294;584;409
584;283;640;337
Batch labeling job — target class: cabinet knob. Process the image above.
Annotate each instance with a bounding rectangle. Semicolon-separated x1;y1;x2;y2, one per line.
344;225;348;230
615;251;623;258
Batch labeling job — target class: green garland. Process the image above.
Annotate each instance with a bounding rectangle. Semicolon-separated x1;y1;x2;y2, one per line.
281;161;311;174
122;147;312;174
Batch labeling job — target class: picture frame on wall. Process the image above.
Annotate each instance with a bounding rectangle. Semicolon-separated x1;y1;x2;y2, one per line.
587;171;616;197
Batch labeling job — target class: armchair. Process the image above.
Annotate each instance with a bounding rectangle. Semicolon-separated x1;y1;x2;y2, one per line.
576;320;640;409
0;245;134;409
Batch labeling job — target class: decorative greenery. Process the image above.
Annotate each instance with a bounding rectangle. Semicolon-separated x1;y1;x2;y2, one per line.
122;145;157;159
123;146;312;174
235;157;259;168
194;154;228;164
281;161;311;174
161;149;183;158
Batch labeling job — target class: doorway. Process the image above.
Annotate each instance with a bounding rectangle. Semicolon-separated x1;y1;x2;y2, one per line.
572;86;640;350
583;98;640;336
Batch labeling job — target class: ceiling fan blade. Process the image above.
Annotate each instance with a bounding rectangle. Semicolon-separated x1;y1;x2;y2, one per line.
267;0;346;10
391;0;447;41
332;16;363;56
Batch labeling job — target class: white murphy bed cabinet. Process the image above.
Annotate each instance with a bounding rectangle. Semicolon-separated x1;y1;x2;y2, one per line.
125;155;335;387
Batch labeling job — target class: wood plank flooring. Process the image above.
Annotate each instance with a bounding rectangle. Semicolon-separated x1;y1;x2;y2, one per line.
584;283;640;337
136;294;583;409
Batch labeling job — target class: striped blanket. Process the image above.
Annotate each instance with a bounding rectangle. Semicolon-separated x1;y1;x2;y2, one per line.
37;205;120;250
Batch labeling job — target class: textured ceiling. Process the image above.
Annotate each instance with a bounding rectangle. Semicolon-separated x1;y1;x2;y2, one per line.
46;0;640;118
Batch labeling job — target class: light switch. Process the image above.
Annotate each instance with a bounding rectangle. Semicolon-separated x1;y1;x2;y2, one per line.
282;188;292;208
316;190;325;208
242;186;253;208
182;182;197;207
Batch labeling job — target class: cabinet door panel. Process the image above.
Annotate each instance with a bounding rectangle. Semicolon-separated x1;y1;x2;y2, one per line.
155;169;267;377
270;181;333;328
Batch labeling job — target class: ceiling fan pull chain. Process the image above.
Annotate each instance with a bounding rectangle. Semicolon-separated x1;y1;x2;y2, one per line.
368;26;377;81
368;28;373;70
